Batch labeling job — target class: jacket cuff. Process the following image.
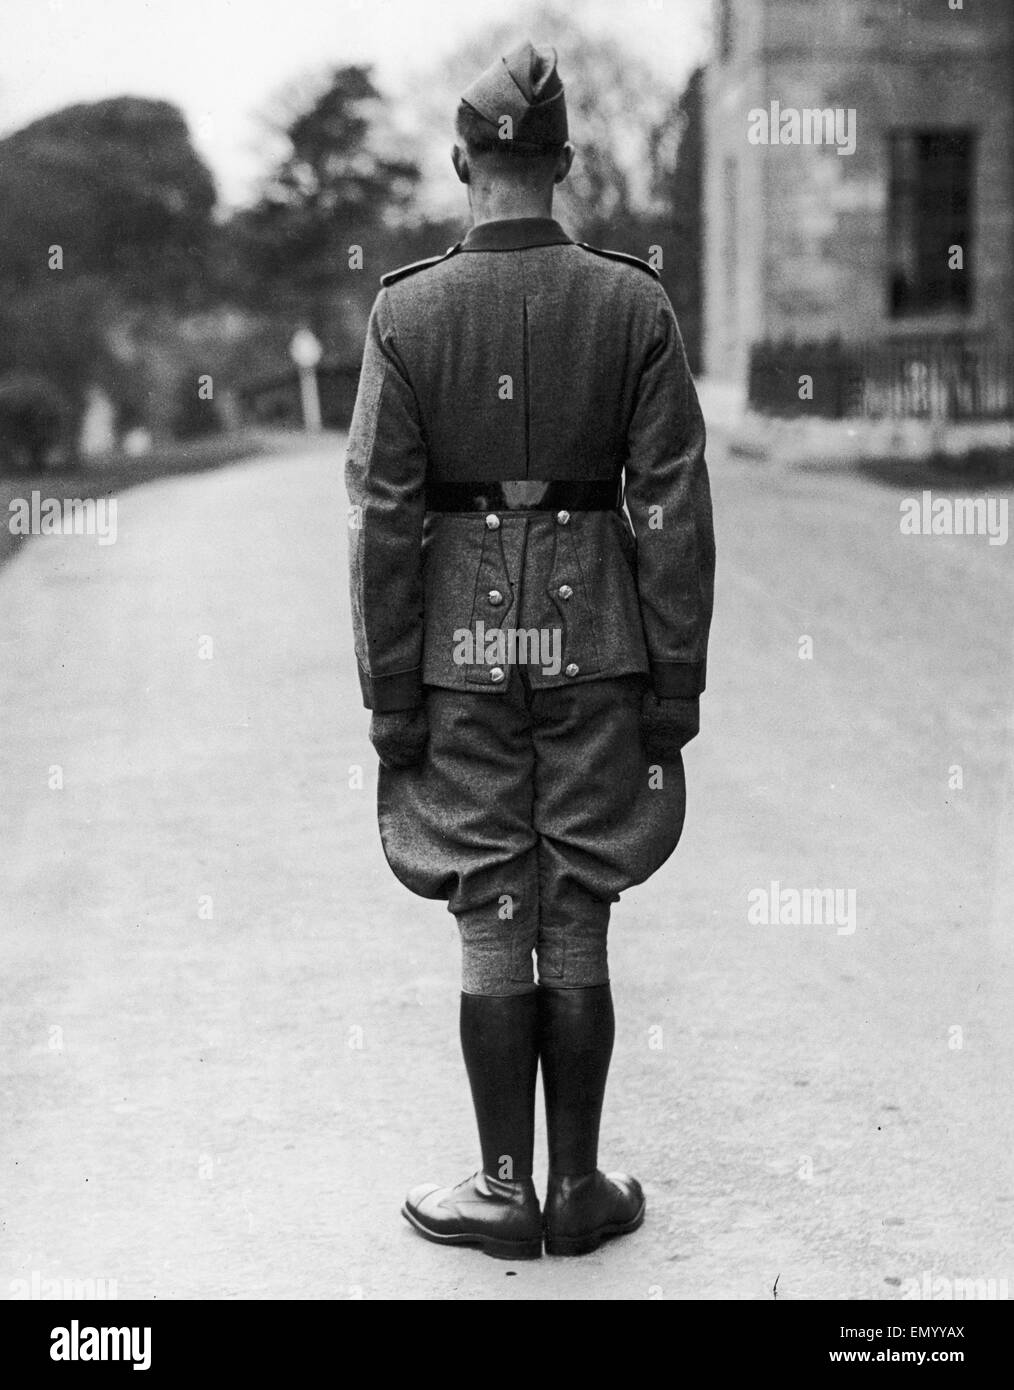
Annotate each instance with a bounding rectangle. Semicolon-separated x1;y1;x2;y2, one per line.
357;662;423;712
650;660;706;699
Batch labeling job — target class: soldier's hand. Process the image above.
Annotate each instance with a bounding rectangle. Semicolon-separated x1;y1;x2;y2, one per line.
369;706;429;769
639;692;700;759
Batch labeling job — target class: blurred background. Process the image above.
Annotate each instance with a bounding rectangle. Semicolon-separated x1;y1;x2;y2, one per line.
2;0;1011;477
0;0;711;472
0;0;1010;479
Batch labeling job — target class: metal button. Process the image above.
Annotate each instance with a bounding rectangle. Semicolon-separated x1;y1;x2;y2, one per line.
490;666;505;683
488;589;504;606
558;584;573;600
485;513;501;530
556;509;570;525
565;663;580;677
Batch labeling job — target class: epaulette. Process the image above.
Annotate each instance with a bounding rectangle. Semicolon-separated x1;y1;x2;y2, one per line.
576;243;659;279
380;243;462;287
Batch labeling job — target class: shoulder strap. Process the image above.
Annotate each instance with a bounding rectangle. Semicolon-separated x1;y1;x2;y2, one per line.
576;242;659;279
380;243;462;287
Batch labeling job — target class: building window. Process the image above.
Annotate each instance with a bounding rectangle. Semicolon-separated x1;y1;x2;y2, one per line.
718;0;734;62
887;129;975;317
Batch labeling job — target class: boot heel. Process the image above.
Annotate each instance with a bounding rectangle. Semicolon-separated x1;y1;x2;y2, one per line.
481;1234;543;1261
544;1231;603;1257
543;1185;646;1256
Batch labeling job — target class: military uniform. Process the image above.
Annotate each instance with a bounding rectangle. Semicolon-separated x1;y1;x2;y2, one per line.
345;38;715;1260
346;215;715;988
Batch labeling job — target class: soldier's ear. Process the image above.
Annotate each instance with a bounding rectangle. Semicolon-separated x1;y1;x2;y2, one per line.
451;144;470;185
553;142;575;185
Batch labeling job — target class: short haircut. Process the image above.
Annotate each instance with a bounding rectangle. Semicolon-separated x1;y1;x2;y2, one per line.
455;101;564;160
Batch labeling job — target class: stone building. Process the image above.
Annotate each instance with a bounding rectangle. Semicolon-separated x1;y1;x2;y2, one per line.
703;0;1014;417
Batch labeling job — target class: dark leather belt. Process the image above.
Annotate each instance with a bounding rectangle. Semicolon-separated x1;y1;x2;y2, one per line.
426;478;622;513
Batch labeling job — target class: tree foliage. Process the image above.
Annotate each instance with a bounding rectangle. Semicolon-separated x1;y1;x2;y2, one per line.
0;35;705;453
0;97;217;305
0;372;71;470
234;66;421;304
0;97;219;456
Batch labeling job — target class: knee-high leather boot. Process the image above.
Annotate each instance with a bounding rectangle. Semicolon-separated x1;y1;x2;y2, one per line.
539;983;645;1256
401;991;542;1260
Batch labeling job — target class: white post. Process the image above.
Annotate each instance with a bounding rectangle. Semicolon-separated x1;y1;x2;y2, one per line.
289;328;324;434
298;365;322;433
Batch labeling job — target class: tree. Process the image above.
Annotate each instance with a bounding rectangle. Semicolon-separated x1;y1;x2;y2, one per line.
0;372;71;470
235;66;421;310
0;97;217;305
0;97;219;447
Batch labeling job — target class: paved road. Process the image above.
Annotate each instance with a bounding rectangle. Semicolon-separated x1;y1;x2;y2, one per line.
1;436;1012;1300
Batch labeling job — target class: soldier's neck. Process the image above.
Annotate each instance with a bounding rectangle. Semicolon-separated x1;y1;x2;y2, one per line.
468;185;556;227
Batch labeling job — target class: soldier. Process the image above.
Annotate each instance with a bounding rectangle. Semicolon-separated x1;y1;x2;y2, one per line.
346;40;715;1260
